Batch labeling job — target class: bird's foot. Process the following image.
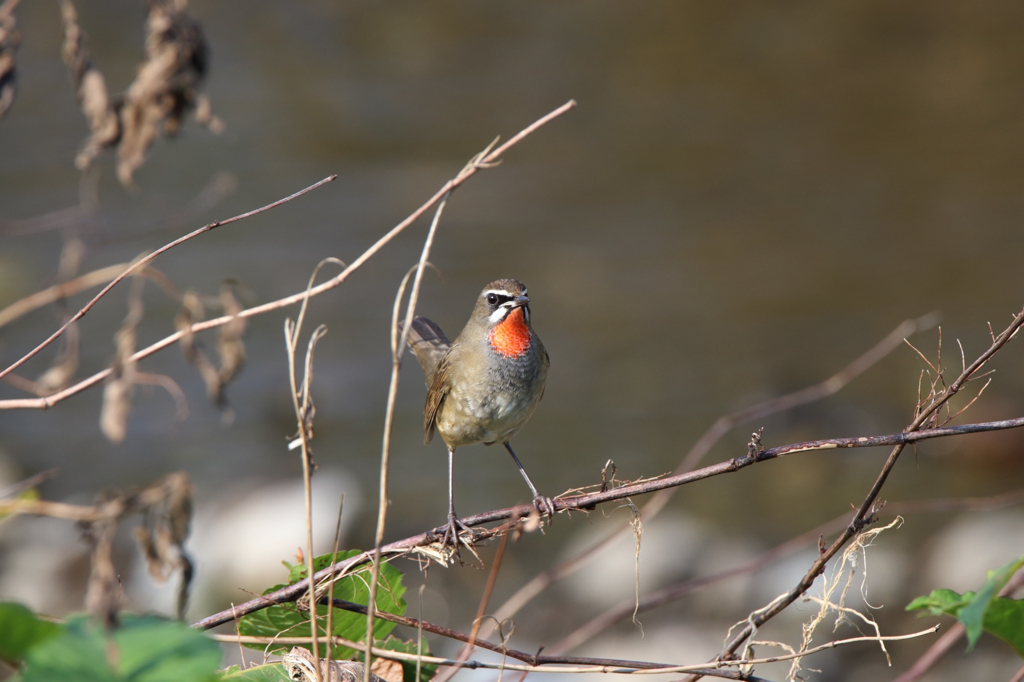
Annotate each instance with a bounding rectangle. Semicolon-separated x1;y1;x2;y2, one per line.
439;511;478;551
532;494;557;520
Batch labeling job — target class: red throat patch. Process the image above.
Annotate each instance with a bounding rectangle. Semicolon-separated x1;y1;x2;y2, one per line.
489;308;531;357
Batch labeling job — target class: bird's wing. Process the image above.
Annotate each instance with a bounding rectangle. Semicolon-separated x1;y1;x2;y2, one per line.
423;352;451;445
400;316;451;387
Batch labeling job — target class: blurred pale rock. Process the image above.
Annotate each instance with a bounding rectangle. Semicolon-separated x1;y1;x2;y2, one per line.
129;468;361;619
559;512;709;608
924;511;1024;593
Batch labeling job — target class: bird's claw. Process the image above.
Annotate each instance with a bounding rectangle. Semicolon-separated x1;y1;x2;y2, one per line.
440;512;478;550
533;494;556;520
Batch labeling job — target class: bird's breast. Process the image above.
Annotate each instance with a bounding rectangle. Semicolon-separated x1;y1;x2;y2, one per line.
435;347;547;448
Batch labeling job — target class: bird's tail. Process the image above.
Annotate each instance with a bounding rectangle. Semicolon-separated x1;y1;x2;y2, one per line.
399;316;450;387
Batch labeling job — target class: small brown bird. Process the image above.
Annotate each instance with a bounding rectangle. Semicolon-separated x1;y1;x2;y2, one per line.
404;278;551;546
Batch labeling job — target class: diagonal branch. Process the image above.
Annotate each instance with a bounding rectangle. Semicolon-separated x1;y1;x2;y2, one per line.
548;486;1024;656
0;176;337;382
0;100;577;411
702;306;1024;677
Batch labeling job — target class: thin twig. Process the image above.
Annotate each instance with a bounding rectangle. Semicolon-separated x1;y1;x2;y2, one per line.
134;372;189;425
325;494;345;671
365;191;448;682
0;263;181;330
210;626;936;675
231;603;247;672
436;531;510;682
0;469;59;499
284;265;336;682
0;101;576;411
210;632;744;677
416;585;425;682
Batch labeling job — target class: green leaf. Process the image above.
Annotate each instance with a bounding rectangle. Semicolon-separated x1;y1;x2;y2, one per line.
908;555;1024;657
0;602;63;665
907;589;974;617
20;614;221;682
357;635;437;682
237;550;407;660
218;663;292;681
981;598;1024;659
959;556;1024;650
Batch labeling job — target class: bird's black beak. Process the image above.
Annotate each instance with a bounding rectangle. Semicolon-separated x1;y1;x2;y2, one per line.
512;295;530;308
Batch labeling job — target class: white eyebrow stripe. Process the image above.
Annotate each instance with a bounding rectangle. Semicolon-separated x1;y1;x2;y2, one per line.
483;289;515;298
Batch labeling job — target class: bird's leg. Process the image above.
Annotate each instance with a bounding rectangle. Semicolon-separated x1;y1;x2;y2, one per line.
504;442;555;519
441;447;476;550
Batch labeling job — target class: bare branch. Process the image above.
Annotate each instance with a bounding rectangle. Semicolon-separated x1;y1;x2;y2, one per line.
549;485;1024;656
0;101;576;410
208;624;936;677
0;175;336;385
0;468;59;499
193;411;1024;631
702;306;1024;678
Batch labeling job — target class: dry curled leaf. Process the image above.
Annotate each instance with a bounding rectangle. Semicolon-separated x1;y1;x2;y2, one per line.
60;0;222;186
78;472;194;625
60;0;120;170
370;656;404;682
215;283;246;396
116;0;221;186
0;0;20;119
176;290;220;400
36;319;79;394
283;647;386;682
134;471;193;617
100;277;144;442
81;493;125;628
176;287;245;409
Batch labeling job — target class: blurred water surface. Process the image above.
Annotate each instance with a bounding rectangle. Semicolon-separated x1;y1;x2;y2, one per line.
3;2;1024;679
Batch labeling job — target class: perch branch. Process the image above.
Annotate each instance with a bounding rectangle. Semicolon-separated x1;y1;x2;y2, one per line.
194;411;1024;630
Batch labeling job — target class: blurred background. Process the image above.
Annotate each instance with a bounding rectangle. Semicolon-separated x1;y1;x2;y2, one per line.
3;2;1024;680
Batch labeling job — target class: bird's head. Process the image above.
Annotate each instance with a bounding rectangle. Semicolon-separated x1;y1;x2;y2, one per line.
471;278;533;357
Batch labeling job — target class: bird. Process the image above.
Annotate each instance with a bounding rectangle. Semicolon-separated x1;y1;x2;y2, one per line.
402;278;551;548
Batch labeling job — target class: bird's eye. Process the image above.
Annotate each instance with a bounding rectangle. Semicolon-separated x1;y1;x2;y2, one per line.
486;293;498;305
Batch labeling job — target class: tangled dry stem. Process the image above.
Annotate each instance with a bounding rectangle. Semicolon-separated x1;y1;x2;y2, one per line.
479;313;938;643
